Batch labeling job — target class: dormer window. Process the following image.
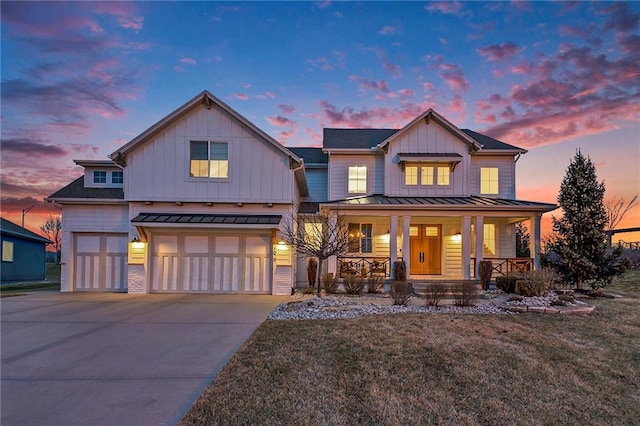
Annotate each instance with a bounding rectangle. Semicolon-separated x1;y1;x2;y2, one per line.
93;171;107;184
403;165;450;187
112;171;123;184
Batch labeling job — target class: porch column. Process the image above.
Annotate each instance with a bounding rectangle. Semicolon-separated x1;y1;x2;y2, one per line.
530;215;541;269
327;212;338;277
474;216;484;278
462;216;472;280
390;215;398;279
402;215;411;276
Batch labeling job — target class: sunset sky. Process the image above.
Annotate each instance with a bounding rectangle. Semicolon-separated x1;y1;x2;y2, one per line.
1;1;639;241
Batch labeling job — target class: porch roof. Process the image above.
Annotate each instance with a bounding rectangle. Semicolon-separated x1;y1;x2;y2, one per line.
321;194;557;212
132;213;282;226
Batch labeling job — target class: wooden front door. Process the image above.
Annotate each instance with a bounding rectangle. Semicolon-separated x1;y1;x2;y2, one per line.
409;225;442;275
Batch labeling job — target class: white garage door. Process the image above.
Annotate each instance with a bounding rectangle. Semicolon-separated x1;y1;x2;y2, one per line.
151;233;271;294
74;233;128;292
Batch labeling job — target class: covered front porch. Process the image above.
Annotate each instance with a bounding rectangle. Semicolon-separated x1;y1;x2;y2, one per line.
321;194;556;282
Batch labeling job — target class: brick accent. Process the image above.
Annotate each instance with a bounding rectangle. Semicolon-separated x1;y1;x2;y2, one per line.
273;265;293;295
127;264;147;294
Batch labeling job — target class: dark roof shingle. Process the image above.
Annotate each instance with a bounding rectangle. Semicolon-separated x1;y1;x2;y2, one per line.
287;147;328;164
461;129;525;151
323;128;398;149
48;176;124;200
0;218;52;243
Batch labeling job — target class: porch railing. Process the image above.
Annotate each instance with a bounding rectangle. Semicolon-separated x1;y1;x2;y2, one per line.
338;256;391;279
471;257;533;278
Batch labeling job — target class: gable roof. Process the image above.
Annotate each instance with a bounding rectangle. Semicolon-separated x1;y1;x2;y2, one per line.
323;128;398;149
0;218;51;244
375;109;482;152
47;176;125;201
110;90;302;165
461;129;526;153
287;147;328;164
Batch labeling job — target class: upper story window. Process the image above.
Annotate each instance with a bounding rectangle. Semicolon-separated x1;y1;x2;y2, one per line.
2;241;14;262
348;223;372;253
93;171;107;184
480;167;499;194
190;141;228;179
111;171;123;184
404;165;450;187
348;166;367;194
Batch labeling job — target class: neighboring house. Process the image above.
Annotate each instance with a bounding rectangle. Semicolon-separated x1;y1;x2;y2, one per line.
1;218;51;282
48;90;556;295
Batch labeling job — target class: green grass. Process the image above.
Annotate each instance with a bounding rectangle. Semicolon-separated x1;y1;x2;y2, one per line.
0;263;61;295
181;270;640;426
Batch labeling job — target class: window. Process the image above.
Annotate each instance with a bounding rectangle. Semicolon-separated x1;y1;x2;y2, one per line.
348;223;373;253
190;141;228;178
93;171;107;184
437;167;450;186
348;166;367;193
112;171;123;184
483;223;496;256
403;165;449;186
405;166;418;185
480;167;499;194
421;166;434;185
2;241;14;262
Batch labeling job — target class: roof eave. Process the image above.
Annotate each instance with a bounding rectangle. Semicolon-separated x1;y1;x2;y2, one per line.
45;198;127;205
474;149;528;155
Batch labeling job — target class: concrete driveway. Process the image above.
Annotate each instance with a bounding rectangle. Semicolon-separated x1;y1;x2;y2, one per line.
1;291;286;426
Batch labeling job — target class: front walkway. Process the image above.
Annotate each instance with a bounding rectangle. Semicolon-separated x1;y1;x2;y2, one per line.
1;291;286;426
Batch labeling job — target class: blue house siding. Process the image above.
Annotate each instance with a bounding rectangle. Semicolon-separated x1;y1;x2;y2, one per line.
1;235;48;282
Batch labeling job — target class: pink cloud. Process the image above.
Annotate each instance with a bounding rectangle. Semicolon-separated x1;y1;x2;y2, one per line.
234;93;248;100
379;25;400;35
318;100;425;128
425;1;463;16
477;42;521;61
350;75;390;93
278;104;295;114
306;51;345;71
180;57;197;65
266;115;296;127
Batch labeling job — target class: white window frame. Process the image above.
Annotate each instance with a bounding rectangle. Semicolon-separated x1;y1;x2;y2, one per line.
2;241;14;262
480;167;499;195
348;166;367;194
93;171;107;184
190;140;229;179
402;164;451;187
111;171;123;184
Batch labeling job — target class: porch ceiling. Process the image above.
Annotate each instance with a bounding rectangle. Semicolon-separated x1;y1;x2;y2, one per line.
321;194;557;213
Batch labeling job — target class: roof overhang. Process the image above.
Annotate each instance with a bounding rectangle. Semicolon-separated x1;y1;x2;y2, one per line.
74;160;118;167
397;153;463;172
131;213;282;229
323;148;378;155
44;198;127;205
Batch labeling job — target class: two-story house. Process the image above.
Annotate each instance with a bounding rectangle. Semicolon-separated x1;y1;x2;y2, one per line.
48;90;556;294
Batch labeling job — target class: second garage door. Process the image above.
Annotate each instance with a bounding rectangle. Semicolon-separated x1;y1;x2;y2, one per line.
74;233;128;292
151;233;271;294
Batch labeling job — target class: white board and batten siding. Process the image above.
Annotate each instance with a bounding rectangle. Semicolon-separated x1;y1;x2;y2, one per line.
328;153;384;201
469;156;516;199
60;204;129;292
385;121;470;197
150;232;272;294
124;104;293;203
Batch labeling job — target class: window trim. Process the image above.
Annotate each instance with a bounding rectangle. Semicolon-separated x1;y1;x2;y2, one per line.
189;140;230;180
111;170;123;184
402;164;451;188
93;171;107;184
2;240;14;262
480;167;499;195
347;165;367;194
348;223;373;254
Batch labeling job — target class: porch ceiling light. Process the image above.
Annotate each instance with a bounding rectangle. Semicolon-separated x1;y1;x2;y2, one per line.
452;230;462;242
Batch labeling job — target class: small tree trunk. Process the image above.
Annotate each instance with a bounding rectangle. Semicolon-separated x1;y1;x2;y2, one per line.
316;258;324;297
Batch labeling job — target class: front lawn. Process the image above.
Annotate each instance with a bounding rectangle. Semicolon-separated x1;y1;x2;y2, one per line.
181;270;640;425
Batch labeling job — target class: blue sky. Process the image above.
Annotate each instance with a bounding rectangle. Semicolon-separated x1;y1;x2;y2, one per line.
1;1;639;236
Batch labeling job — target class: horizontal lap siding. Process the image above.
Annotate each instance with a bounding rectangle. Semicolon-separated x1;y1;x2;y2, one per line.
469;157;515;199
126;105;293;203
328;154;381;201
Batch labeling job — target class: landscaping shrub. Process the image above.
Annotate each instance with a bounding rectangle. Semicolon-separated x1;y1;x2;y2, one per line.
424;283;447;307
302;286;316;295
452;282;479;306
366;276;384;294
343;274;365;295
495;275;518;293
390;281;413;306
514;268;559;297
307;258;318;288
322;273;339;294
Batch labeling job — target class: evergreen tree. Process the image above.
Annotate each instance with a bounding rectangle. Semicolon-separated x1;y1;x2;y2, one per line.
515;222;530;258
548;150;626;289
